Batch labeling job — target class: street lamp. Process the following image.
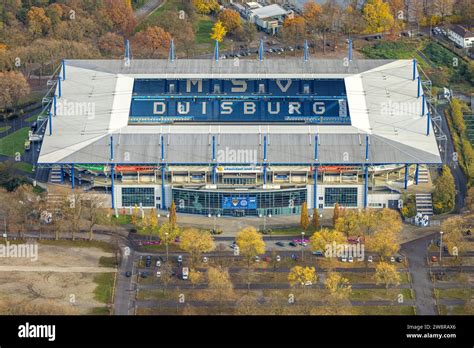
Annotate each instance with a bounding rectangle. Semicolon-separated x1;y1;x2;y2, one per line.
439;231;444;262
301;231;305;261
165;232;169;262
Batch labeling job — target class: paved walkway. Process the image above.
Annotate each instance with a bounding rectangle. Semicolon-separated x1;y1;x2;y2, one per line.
401;233;437;315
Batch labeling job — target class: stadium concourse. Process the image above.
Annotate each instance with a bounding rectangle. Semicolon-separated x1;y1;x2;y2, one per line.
37;41;441;217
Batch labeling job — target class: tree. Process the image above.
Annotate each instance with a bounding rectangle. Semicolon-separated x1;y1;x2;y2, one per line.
133;26;171;58
310;228;345;255
281;16;305;46
27;7;51;38
83;194;104;241
332;203;341;227
131;204;139;226
362;0;395;34
235;227;265;269
432;165;455;214
169;201;177;226
366;228;400;261
335;209;361;237
311;208;320;231
158;10;196;57
61;193;83;241
300;201;310;230
193;0;220;14
158;222;181;245
239;267;258;293
374;262;400;291
218;9;241;32
188;269;204;289
324;271;352;300
288;265;317;292
102;0;136;35
235;22;257;44
207;266;234;313
98;33;125;57
179;228;215;266
441;216;465;257
210;21;226;42
450;98;466;134
149;207;159;238
341;0;365;37
0;71;30;111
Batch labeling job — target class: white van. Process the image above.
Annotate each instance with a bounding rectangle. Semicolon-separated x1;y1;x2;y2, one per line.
182;267;189;280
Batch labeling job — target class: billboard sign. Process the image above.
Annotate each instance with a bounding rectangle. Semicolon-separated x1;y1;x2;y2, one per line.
222;196;257;210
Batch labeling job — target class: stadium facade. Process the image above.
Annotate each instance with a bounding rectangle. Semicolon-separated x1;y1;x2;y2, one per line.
37;44;442;217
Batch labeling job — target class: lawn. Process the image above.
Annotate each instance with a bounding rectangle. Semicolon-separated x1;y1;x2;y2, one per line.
436;288;472;300
136;0;186;31
93;272;116;304
355;305;416;315
0;126;11;132
13;161;33;173
39;239;116;253
0;127;29;157
195;17;214;45
350;288;414;301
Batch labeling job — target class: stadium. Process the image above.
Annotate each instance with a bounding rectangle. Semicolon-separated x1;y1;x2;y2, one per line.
36;41;442;217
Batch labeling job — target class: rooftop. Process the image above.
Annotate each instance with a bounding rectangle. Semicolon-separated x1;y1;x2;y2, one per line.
250;4;289;18
37;58;441;166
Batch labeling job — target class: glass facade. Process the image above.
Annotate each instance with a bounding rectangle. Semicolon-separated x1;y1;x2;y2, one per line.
122;187;155;207
324;187;358;207
172;188;307;216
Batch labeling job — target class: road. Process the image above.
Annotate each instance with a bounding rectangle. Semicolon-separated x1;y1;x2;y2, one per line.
401;233;437;315
134;0;164;22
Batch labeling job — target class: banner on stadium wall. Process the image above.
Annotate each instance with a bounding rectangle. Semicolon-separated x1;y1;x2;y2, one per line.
222;196;257;210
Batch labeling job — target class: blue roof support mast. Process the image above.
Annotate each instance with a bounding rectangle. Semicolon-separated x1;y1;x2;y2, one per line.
415;164;419;185
363;165;368;208
214;40;219;62
348;39;353;61
110;135;115;209
259;39;264;62
412;59;417;81
304;39;309;62
426;112;431;136
263;135;268;185
48;111;52;136
313;135;319;209
169;39;175;62
61;59;66;80
404;164;409;190
212;135;217;184
417;76;421;98
161;135;166;210
124;39;130;66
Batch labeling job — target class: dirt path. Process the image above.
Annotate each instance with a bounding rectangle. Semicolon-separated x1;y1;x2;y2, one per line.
0;266;115;273
134;0;165;21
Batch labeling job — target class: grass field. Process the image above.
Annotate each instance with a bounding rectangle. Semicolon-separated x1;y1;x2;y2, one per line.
93;272;116;304
0;126;11;133
0;127;29;157
39;239;117;253
13;161;33;173
195;17;214;45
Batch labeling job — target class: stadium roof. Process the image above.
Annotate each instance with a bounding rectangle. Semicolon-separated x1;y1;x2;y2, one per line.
38;58;442;166
250;4;289;18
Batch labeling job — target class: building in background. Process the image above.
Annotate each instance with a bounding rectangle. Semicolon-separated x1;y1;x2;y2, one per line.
248;4;293;34
447;25;474;48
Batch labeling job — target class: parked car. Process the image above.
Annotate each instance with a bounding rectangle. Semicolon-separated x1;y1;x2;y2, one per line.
341;256;347;262
431;255;438;262
182;267;189;280
312;250;324;257
289;242;297;247
202;256;209;263
156;260;161;267
390;257;396;263
263;256;271;262
348;256;354;263
254;256;260;262
275;255;281;262
275;241;285;247
156;271;161;278
396;256;404;263
140;272;148;279
291;254;297;261
367;256;373;263
177;255;183;263
125;271;132;277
